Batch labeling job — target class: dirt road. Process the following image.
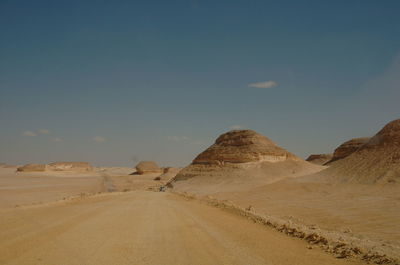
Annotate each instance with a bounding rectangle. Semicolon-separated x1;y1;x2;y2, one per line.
0;191;363;265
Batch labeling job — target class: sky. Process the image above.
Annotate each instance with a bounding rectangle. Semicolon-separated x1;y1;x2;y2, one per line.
1;0;399;167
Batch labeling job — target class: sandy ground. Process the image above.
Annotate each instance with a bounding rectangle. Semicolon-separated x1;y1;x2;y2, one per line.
1;166;397;264
0;167;162;208
0;191;365;265
0;168;103;208
224;181;400;246
173;177;400;262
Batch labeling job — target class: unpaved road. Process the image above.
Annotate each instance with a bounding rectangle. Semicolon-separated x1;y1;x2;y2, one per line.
0;191;364;265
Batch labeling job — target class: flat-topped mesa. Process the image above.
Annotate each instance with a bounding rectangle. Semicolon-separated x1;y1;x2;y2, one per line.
325;137;370;165
17;162;93;172
192;130;299;165
48;162;93;172
306;154;333;165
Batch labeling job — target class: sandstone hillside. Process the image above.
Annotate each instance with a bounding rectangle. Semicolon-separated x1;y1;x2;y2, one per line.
306;154;332;165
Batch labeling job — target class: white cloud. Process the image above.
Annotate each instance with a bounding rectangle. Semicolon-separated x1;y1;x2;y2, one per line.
248;80;277;88
22;131;37;137
167;136;189;142
229;125;244;130
92;136;106;143
51;137;63;142
38;129;51;134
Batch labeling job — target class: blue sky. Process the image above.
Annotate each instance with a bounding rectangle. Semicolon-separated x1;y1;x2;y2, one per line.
1;0;399;167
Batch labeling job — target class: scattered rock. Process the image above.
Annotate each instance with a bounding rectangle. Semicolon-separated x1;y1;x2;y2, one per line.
305;233;328;245
245;205;253;211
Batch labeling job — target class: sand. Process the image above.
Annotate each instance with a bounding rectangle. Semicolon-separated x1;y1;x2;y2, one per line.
172;166;400;262
0;168;103;209
0;166;163;209
1;151;399;264
167;121;400;264
0;191;364;265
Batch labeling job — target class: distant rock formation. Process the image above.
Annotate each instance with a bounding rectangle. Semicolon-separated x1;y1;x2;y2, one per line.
193;130;299;165
135;161;162;174
321;119;400;183
170;130;322;189
306;154;333;165
162;167;180;174
325;137;370;165
48;162;93;172
17;164;48;172
17;162;93;172
0;163;17;168
154;167;182;183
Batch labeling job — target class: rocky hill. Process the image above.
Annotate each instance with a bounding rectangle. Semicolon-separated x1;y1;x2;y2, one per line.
170;130;322;193
135;161;162;174
193;130;299;165
319;119;400;183
325;137;370;165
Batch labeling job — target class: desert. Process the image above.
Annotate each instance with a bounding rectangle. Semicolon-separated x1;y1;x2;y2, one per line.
169;120;400;264
1;2;399;264
0;120;399;264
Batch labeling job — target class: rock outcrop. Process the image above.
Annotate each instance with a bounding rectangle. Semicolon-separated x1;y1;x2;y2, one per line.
135;161;162;174
193;130;299;165
321;119;400;183
48;162;93;172
170;130;322;190
17;164;48;172
17;162;93;172
154;167;182;183
306;154;333;165
325;137;370;165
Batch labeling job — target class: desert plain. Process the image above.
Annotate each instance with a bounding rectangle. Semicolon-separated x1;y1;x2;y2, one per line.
1;119;400;265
